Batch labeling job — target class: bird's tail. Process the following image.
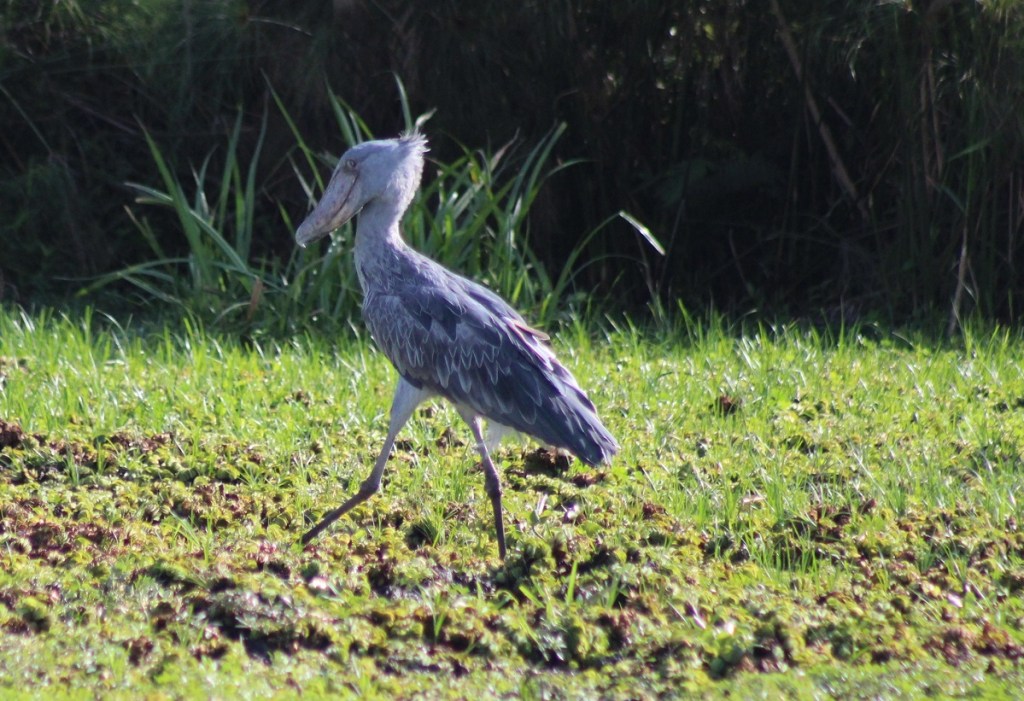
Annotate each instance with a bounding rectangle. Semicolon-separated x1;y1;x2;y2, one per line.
481;314;619;467
526;376;619;467
557;392;619;467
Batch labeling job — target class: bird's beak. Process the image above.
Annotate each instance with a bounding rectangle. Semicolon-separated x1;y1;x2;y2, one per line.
295;172;360;248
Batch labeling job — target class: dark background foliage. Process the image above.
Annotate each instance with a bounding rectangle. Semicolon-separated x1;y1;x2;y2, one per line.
2;0;1023;322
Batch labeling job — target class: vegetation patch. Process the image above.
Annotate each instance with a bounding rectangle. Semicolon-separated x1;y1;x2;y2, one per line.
1;309;1024;697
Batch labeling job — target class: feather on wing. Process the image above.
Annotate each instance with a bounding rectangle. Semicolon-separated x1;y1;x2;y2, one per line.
361;265;617;466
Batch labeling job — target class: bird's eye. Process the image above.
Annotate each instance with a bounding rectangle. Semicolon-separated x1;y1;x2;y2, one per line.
343;159;357;172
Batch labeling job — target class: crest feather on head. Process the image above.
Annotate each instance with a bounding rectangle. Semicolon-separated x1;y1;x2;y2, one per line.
399;130;429;155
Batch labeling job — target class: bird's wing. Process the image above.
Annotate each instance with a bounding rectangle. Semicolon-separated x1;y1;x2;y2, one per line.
456;277;551;344
362;276;594;448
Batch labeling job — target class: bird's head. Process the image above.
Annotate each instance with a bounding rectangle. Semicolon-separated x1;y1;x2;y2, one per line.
295;132;428;247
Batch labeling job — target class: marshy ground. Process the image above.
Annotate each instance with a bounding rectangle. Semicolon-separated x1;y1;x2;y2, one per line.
1;309;1023;698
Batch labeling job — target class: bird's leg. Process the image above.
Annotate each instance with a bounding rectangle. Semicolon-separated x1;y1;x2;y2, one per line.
299;432;395;546
301;378;427;546
464;415;507;560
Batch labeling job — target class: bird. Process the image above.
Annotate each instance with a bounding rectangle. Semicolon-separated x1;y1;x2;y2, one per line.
294;132;618;559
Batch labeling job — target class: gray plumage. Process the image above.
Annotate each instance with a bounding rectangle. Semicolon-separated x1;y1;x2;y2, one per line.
295;132;618;558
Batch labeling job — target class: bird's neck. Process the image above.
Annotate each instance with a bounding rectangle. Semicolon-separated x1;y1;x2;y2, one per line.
353;198;411;288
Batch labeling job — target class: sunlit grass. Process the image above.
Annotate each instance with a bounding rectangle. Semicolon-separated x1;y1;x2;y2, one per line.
1;308;1024;697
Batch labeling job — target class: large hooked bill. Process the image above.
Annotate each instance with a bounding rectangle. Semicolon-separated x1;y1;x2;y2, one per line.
295;169;360;248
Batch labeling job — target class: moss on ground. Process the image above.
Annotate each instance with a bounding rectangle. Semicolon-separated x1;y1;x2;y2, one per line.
1;312;1024;697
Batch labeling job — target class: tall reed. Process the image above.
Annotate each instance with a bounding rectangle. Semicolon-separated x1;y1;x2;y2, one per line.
88;86;603;333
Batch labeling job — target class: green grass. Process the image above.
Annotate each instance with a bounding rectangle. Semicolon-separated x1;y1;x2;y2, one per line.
86;86;623;336
2;307;1024;698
